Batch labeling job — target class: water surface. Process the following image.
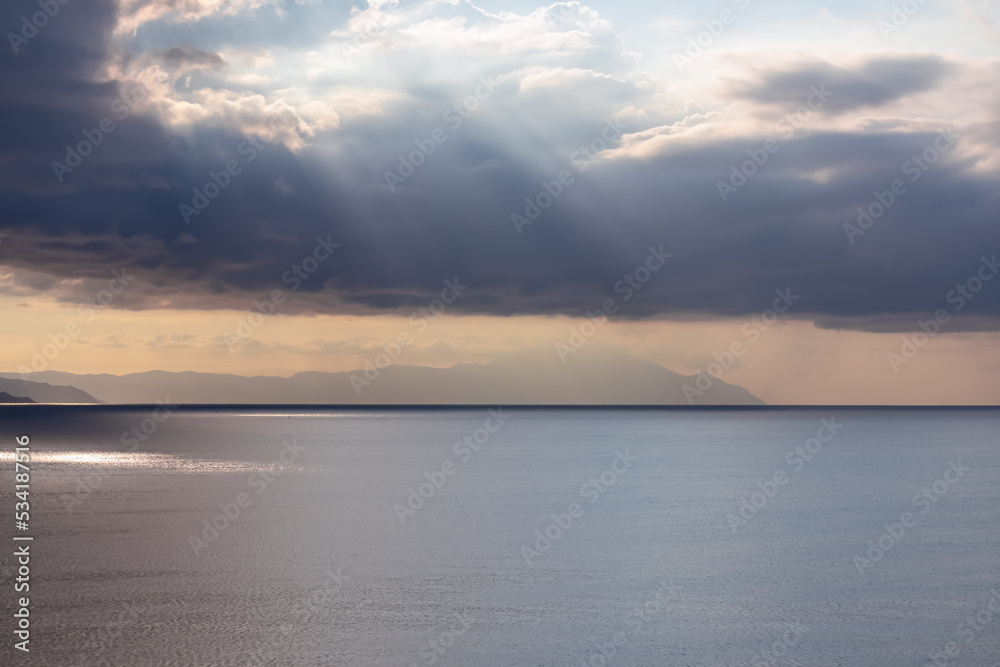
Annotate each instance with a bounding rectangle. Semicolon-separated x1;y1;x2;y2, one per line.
1;407;998;666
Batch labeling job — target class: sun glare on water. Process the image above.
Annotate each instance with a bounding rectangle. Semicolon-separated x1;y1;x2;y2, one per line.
0;450;304;473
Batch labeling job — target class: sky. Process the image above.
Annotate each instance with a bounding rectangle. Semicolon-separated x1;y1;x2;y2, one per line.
1;0;999;404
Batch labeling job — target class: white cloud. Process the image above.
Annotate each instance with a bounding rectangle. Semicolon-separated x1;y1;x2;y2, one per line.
115;0;278;35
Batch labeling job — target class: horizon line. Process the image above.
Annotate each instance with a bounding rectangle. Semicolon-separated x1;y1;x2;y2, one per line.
2;404;999;409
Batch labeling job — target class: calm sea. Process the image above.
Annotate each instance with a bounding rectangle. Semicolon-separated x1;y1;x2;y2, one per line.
0;407;998;666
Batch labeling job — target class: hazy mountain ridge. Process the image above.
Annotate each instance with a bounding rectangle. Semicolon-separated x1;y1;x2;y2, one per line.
0;377;100;404
0;391;35;404
1;349;763;405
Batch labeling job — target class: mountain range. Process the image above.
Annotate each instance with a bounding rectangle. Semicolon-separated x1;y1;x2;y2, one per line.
0;377;100;403
0;349;763;405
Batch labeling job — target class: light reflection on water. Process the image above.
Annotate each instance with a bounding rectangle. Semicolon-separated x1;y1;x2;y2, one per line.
0;450;305;473
217;412;400;418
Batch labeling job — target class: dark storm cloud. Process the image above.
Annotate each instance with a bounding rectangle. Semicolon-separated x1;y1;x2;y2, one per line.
734;54;955;114
0;0;998;331
155;44;225;70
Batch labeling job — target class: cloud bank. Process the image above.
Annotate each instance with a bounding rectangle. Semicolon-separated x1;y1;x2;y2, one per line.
1;0;998;332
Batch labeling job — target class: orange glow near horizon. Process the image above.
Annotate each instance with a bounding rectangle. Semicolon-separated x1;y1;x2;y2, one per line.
3;295;1000;404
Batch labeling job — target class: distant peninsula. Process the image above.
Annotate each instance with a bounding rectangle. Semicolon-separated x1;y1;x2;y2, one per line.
0;391;35;404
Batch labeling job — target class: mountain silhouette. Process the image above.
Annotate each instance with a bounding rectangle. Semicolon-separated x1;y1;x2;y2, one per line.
2;348;762;405
0;391;35;404
0;377;100;404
